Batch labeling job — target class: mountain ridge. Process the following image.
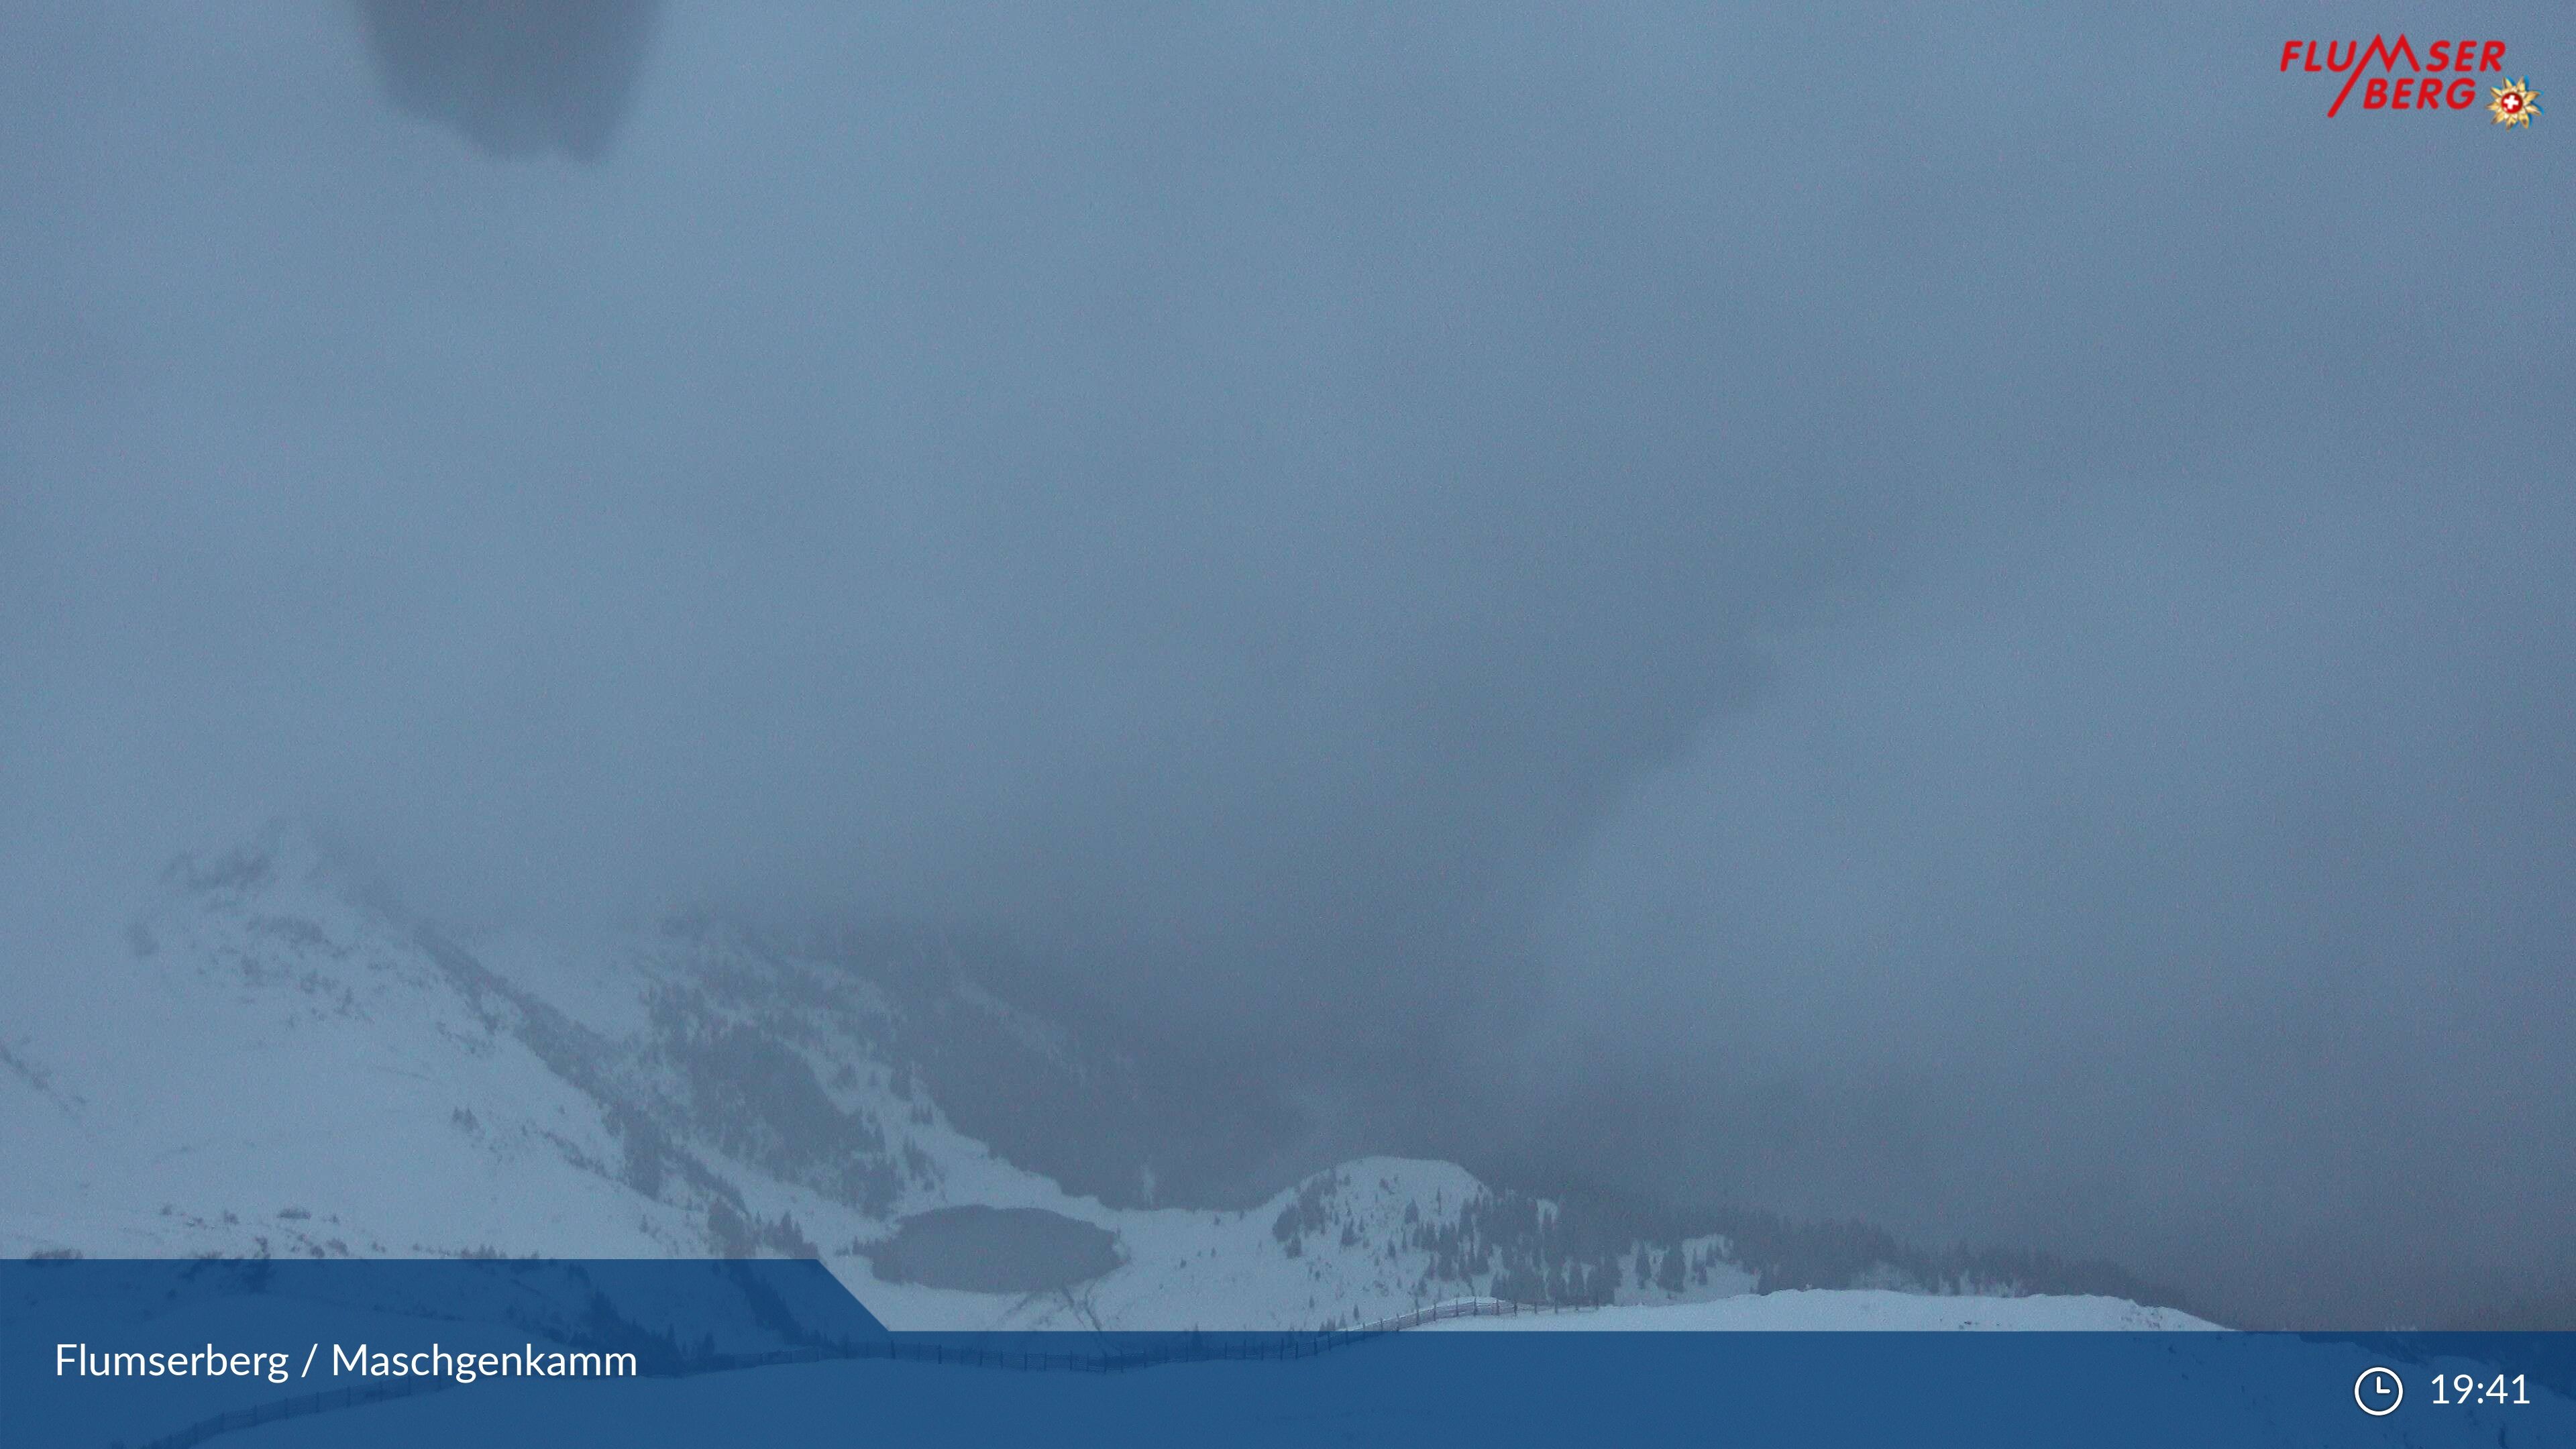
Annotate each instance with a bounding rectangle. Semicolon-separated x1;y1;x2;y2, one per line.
1;826;2215;1332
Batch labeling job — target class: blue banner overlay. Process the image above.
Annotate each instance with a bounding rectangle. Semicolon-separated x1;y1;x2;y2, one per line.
5;1261;2568;1447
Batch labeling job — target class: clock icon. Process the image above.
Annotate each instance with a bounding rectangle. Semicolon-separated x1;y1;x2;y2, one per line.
2355;1366;2404;1416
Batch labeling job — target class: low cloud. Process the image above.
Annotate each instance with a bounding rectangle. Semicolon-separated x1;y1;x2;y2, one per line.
2;3;2567;1326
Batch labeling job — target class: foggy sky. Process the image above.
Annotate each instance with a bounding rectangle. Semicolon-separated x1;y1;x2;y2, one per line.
3;3;2570;1327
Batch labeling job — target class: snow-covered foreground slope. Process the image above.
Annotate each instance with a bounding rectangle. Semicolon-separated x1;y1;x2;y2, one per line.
1418;1290;2214;1331
3;828;2214;1332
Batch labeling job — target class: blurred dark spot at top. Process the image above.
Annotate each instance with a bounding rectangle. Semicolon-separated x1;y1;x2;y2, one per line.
356;0;663;162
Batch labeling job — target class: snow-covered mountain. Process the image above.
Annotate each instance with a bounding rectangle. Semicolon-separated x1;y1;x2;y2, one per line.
1;827;2213;1332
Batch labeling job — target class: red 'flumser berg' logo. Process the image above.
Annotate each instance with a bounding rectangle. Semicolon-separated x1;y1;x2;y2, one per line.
2280;36;2541;125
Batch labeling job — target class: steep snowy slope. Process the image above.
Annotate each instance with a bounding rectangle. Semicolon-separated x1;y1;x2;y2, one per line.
1;827;2213;1332
2;826;1084;1271
5;844;674;1260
